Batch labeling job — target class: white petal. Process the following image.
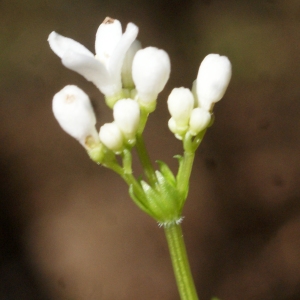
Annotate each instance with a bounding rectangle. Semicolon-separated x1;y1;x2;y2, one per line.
113;99;140;138
99;122;124;152
108;22;139;83
61;51;120;95
52;85;99;147
48;31;94;59
132;47;170;103
197;54;232;110
122;40;142;89
95;17;123;65
167;87;194;127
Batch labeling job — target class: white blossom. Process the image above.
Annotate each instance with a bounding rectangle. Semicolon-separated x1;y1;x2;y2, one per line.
48;17;138;97
113;99;140;139
196;54;232;111
132;47;170;107
167;88;194;129
189;107;211;136
52;85;100;149
99;122;124;152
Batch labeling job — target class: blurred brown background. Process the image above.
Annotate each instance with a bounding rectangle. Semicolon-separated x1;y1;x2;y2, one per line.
1;0;300;299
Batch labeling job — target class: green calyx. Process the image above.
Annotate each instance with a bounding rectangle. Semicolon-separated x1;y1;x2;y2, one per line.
128;160;187;225
138;98;157;114
87;143;105;164
105;89;128;108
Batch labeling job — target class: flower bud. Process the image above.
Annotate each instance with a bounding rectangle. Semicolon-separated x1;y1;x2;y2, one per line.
189;107;211;136
113;99;140;139
122;40;142;89
99;122;123;152
168;118;185;140
132;47;170;107
196;54;232;111
167;88;194;128
52;85;100;149
168;117;177;135
191;79;199;107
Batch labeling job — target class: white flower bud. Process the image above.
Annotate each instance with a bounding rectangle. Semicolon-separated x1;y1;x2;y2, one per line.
189;107;211;136
132;47;170;105
168;117;177;134
196;54;232;111
122;40;142;89
191;80;199;108
52;85;100;149
99;122;123;152
113;99;140;139
167;88;194;128
168;117;185;140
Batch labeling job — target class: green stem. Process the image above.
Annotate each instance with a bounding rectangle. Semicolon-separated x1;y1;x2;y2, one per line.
135;133;157;186
134;108;157;186
176;151;195;196
164;223;199;300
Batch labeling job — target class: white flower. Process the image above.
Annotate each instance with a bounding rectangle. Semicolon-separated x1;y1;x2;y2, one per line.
196;54;232;111
52;85;100;149
132;47;170;107
48;17;139;97
189;107;211;136
167;88;194;129
99;122;124;152
113;99;140;139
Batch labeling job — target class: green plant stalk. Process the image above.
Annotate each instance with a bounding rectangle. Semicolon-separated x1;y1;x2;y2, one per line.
135;109;157;186
134;125;199;299
176;151;195;197
135;133;157;186
164;223;199;300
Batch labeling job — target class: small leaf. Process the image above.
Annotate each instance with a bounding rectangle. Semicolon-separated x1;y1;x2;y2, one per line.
156;160;176;186
141;181;165;220
155;171;182;209
128;185;154;217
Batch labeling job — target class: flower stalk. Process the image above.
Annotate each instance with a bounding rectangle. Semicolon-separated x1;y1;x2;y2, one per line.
165;223;199;300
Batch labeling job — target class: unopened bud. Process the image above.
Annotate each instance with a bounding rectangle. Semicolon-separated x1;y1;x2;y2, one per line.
132;47;170;109
167;87;194;128
113;99;140;140
196;54;231;111
168;117;185;140
189;107;211;136
52;85;100;149
99;122;123;152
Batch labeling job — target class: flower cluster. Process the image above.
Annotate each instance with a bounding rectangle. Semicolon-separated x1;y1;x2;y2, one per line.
168;54;231;140
49;17;170;161
49;17;233;298
49;17;232;224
